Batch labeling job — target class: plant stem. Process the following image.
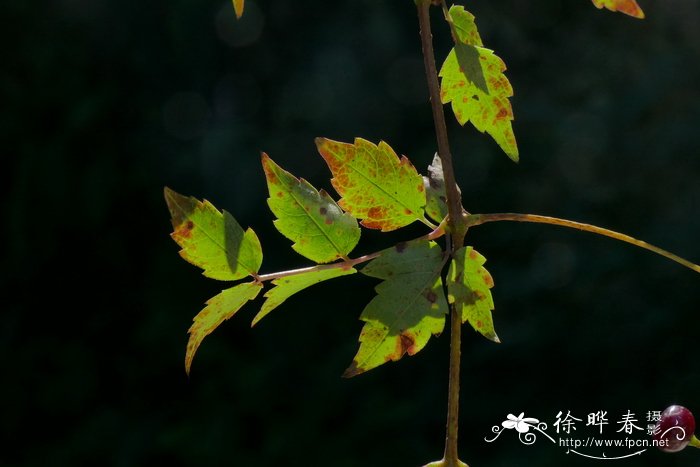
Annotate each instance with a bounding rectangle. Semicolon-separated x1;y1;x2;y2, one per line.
417;0;466;242
443;286;463;465
417;1;468;465
465;213;700;274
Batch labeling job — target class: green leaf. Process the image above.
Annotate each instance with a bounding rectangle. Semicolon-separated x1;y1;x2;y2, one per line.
343;240;448;377
186;281;262;375
423;153;460;224
252;267;357;326
164;187;262;281
447;246;498;342
449;3;483;46
262;153;360;263
440;6;519;161
315;137;426;232
591;0;644;18
232;0;244;19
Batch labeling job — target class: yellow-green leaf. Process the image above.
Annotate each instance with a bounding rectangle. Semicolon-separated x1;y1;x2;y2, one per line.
343;240;448;377
591;0;645;18
447;246;498;342
164;187;262;281
186;281;262;374
440;6;518;161
449;4;483;46
232;0;244;19
252;267;357;326
262;153;361;263
315;137;426;232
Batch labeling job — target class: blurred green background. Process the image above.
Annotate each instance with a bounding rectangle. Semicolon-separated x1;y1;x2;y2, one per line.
4;0;699;465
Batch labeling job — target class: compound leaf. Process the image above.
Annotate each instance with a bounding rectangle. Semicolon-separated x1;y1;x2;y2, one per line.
440;6;518;161
423;153;460;223
186;281;262;374
164;187;262;281
252;266;357;326
233;0;244;19
591;0;644;18
315;137;426;232
262;153;360;263
447;246;498;342
343;240;448;377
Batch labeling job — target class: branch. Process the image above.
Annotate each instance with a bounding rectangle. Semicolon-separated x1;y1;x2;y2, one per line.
255;220;448;283
417;1;467;466
465;213;700;274
417;0;466;247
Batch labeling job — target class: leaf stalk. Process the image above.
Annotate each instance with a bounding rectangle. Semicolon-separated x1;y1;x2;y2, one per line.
255;252;380;283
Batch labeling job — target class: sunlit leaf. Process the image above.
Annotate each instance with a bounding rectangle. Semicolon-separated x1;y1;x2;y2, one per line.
440;6;518;161
164;187;262;280
232;0;244;19
343;240;448;377
186;281;262;374
252;267;357;326
315;137;426;232
591;0;645;18
423;153;460;223
449;3;483;46
262;154;361;263
447;246;498;342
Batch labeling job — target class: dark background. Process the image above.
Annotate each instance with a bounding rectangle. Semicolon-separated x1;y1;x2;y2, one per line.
4;0;699;465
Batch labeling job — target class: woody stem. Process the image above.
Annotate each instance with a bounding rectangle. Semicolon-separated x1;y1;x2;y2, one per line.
417;1;468;465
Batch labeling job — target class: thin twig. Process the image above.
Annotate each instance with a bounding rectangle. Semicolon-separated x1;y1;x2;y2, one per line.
466;213;700;274
255;220;449;283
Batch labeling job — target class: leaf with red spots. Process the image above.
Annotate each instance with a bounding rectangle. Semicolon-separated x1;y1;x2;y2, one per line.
186;281;262;375
262;154;360;263
232;0;244;19
315;137;427;232
252;267;357;326
423;153;460;223
343;240;448;377
591;0;645;18
164;187;262;281
440;6;519;161
447;246;498;342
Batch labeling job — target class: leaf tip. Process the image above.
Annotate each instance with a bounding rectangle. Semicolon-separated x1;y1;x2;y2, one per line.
314;137;329;152
233;0;244;19
184;346;194;377
164;187;192;227
163;186;179;206
260;152;275;177
342;360;363;378
250;310;264;327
